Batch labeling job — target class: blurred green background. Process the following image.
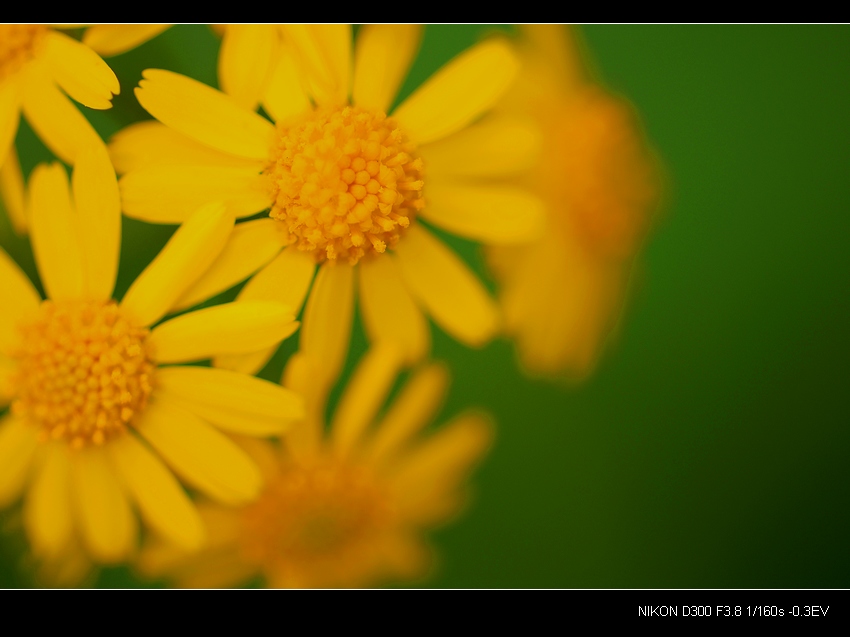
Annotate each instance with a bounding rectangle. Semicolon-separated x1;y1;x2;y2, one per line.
2;24;850;588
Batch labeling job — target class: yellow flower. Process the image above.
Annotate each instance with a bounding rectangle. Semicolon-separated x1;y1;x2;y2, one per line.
488;25;661;378
0;25;119;233
137;344;493;588
0;143;303;566
81;24;171;57
111;25;545;387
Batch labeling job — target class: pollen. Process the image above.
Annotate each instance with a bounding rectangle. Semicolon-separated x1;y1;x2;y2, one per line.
238;460;391;578
0;24;47;83
10;300;156;449
266;105;425;265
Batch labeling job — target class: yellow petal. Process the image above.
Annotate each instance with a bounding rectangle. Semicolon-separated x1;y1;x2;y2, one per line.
364;361;449;465
299;261;354;390
24;444;73;557
262;43;312;124
109;120;262;174
219;24;279;111
234;246;316;311
419;115;541;179
28;162;85;301
393;38;519;145
213;346;279;377
149;300;297;364
154;366;304;436
353;24;422;113
421;182;545;245
331;343;403;456
21;72;102;164
0;146;27;234
70;446;137;563
282;24;351;106
83;24;171;57
136;69;275;161
0;247;40;355
172;219;283;312
108;433;204;551
73;142;121;300
0;415;38;506
136;399;262;505
358;254;430;365
42;31;119;110
394;226;499;347
120;163;271;223
0;78;21;174
281;352;325;460
0;355;16;405
120;201;234;327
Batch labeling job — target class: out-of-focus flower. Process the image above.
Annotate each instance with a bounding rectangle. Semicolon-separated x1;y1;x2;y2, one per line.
82;24;171;57
0;25;119;233
111;25;544;389
488;25;661;379
137;344;492;588
0;143;303;568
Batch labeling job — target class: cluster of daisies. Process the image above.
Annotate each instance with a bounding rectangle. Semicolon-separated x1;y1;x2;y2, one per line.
0;24;659;588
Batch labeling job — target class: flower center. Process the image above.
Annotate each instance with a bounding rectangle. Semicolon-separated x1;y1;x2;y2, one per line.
238;460;391;583
0;25;47;83
540;89;658;260
266;105;424;265
11;300;155;449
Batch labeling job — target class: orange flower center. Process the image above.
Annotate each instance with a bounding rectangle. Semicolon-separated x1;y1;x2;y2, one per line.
0;25;47;82
265;105;424;265
11;300;155;449
239;460;391;585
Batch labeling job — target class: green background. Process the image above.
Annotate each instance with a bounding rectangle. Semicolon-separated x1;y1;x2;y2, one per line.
2;24;849;588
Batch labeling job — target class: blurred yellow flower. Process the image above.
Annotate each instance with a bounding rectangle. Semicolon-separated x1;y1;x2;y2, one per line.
0;144;303;566
0;25;119;233
138;345;492;588
488;25;661;378
111;24;545;386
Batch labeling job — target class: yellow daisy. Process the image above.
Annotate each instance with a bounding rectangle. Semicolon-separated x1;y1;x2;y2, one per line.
0;24;119;233
488;25;661;378
110;24;544;387
137;344;493;588
0;143;303;565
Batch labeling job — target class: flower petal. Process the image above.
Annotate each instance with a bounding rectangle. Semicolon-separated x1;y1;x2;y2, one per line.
393;38;519;145
0;78;21;173
262;43;312;124
0;146;27;234
0;415;38;506
136;399;262;505
172;219;283;312
120;201;233;327
234;246;316;311
364;361;449;465
330;343;403;456
136;69;275;161
108;433;204;551
154;366;304;436
28;162;85;301
299;261;354;390
83;24;171;57
109;120;262;174
21;72;102;164
24;444;73;558
73;142;121;300
149;301;297;364
0;247;40;355
0;355;16;405
421;182;545;245
70;446;137;563
120;163;271;223
353;24;422;113
219;24;279;111
358;254;430;365
394;226;499;347
282;24;351;106
42;31;119;110
419;115;541;179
